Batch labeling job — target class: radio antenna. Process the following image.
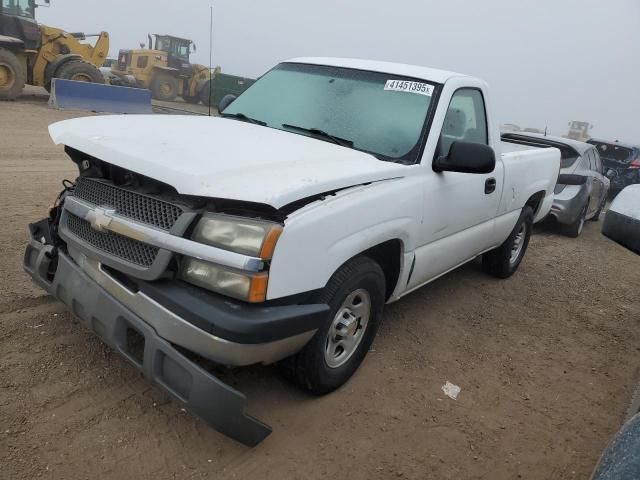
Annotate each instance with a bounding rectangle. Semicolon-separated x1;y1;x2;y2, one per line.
208;5;214;117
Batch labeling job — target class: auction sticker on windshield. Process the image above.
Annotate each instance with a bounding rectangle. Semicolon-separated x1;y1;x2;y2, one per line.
384;80;434;96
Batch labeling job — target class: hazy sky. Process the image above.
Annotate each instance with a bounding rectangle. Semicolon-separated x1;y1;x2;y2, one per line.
39;0;639;143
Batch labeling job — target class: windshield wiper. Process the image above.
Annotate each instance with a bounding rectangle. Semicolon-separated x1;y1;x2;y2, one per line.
220;112;267;126
282;124;354;148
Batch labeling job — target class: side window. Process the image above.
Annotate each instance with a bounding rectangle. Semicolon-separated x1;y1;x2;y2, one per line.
2;0;16;15
439;88;488;157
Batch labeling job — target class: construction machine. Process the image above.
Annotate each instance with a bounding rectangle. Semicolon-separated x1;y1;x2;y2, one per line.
565;120;593;142
110;34;212;103
0;0;108;100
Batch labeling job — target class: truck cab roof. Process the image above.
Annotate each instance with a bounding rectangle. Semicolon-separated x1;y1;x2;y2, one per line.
153;34;192;44
286;57;471;84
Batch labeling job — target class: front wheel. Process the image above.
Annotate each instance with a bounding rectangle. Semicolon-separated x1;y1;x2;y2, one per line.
278;256;386;395
55;60;105;84
199;79;212;105
482;206;533;279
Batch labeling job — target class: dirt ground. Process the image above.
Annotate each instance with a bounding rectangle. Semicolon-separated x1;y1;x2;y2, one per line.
1;97;639;480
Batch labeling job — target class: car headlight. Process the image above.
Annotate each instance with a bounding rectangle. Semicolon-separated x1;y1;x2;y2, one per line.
191;214;283;259
181;257;268;303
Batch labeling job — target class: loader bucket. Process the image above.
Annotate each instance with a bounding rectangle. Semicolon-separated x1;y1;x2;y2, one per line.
49;79;152;114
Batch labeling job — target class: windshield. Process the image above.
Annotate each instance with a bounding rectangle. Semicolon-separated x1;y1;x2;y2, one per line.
2;0;34;18
223;63;438;162
590;141;632;162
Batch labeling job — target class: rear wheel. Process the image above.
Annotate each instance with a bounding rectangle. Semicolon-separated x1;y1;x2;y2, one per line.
55;60;104;84
482;206;533;278
278;256;386;395
562;204;587;237
183;94;200;104
0;48;25;101
590;196;606;222
151;72;179;101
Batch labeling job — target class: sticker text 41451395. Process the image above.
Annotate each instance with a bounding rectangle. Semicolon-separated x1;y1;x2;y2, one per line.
384;80;434;96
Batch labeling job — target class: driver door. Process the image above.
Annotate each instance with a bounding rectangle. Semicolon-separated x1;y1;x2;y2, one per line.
408;88;503;290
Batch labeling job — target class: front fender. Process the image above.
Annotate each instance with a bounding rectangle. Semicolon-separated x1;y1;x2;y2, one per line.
267;176;422;300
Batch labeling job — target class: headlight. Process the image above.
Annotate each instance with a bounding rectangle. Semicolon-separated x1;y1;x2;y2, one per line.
181;257;268;303
191;214;283;259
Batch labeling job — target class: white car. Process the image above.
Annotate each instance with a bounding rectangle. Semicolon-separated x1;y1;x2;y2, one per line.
24;57;560;445
602;184;640;254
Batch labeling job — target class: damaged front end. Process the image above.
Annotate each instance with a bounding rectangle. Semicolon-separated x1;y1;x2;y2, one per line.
23;158;328;446
24;207;273;446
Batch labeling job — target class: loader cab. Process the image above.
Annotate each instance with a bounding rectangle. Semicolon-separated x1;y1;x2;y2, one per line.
153;34;193;73
0;0;40;49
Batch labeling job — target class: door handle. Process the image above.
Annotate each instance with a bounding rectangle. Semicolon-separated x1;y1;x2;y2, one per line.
485;177;496;194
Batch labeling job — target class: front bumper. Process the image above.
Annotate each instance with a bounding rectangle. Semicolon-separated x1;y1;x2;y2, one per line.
23;230;327;446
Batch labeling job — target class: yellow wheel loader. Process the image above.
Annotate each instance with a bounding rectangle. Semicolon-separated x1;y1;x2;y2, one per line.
110;34;212;103
0;0;108;100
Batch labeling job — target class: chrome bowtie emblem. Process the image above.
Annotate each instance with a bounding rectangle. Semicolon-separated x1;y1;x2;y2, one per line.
87;207;115;232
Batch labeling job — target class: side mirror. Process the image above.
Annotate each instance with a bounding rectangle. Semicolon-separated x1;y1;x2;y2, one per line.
557;174;587;186
606;169;617;179
192;43;197;52
218;94;237;112
433;141;495;174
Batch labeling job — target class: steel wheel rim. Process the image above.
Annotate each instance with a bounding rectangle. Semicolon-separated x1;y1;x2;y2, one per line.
160;82;173;96
510;223;527;265
0;63;15;89
325;289;371;369
71;73;92;82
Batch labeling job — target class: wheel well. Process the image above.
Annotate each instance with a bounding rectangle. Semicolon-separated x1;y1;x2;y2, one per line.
525;191;546;217
44;54;83;84
361;239;403;301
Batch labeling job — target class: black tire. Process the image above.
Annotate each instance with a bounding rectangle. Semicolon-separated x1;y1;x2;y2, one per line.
151;72;179;101
278;256;386;395
626;383;640;423
199;79;212;106
482;206;533;279
183;94;200;104
590;196;606;222
562;203;587;238
55;60;104;84
0;48;25;101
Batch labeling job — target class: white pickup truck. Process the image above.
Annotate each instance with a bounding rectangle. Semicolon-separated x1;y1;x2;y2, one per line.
24;57;560;445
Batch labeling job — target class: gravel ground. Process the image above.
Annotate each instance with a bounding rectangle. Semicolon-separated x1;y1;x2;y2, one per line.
1;97;639;480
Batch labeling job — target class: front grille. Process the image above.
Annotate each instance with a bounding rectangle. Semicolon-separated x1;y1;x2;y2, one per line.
65;212;159;267
73;177;183;231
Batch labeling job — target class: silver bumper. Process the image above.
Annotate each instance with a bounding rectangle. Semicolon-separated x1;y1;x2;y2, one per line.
58;245;316;367
24;239;272;446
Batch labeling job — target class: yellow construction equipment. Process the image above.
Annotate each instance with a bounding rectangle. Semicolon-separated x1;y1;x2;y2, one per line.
0;0;108;100
110;34;212;103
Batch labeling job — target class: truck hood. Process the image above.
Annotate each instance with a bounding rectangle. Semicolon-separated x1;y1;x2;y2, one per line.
49;115;407;209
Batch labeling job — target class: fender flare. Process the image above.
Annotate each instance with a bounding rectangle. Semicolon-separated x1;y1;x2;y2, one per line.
44;54;83;85
0;35;24;49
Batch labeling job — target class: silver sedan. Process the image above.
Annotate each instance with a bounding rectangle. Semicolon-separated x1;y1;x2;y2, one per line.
502;133;610;237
